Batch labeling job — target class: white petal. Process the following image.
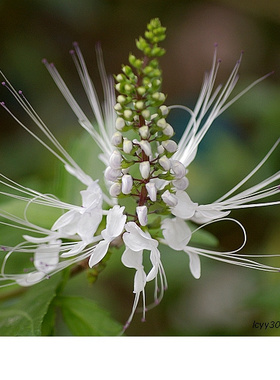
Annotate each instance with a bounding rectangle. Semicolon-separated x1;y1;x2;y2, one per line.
171;190;197;219
102;205;126;240
64;164;93;186
61;241;87;257
123;222;158;251
16;272;45;287
34;242;60;273
161;217;192;251
146;247;160;281
187;251;201;279
134;267;147;293
80;181;103;208
77;208;102;243
121;248;143;269
191;207;230;224
88;240;110;268
51;209;78;231
23;234;58;243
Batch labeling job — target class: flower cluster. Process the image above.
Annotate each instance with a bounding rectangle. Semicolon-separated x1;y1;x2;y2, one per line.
0;18;280;329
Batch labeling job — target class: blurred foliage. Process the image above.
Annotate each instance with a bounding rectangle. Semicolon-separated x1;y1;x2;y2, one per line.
0;0;280;336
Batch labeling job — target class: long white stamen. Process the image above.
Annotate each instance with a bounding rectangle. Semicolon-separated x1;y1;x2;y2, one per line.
216;139;280;202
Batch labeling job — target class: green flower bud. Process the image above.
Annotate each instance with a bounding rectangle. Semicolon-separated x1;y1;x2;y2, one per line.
137;86;146;96
135;100;145;110
123;109;134;121
117;95;127;104
141;109;151;120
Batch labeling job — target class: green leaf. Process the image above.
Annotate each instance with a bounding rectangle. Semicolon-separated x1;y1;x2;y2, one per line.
58;295;122;336
0;274;61;336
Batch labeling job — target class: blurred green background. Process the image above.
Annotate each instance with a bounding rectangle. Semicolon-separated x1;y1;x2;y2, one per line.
1;0;280;336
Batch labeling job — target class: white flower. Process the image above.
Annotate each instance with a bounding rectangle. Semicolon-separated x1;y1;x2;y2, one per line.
1;32;280;332
16;240;60;286
161;218;200;279
121;247;147;329
122;222;167;329
170;190;198;219
89;205;126;268
53;181;103;247
172;48;272;169
43;42;116;168
191;140;280;224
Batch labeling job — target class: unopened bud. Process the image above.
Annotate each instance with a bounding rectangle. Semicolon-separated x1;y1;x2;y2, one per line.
137;86;146;96
139;125;149;139
157;144;165;155
114;103;122;112
159;105;169;116
170;160;186;179
116;117;125;130
152;92;165;102
162;140;178;153
141;109;151;120
146;182;157;202
172;177;189;190
111;132;123;146
139;161;150;179
104;167;122;182
138;140;152;156
109;150;122;169
136;206;148;226
123;138;133;154
122;174;133;195
117;95;126;104
159;155;171;171
157;118;167;128
123;110;133;121
163;124;174;137
161;190;178;207
109;182;121;197
135;100;145;110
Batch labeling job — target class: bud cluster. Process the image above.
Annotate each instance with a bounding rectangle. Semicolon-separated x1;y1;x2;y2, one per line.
105;18;188;227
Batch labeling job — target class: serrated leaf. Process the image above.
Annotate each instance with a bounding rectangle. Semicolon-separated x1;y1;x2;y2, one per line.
58;295;122;336
0;274;61;336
